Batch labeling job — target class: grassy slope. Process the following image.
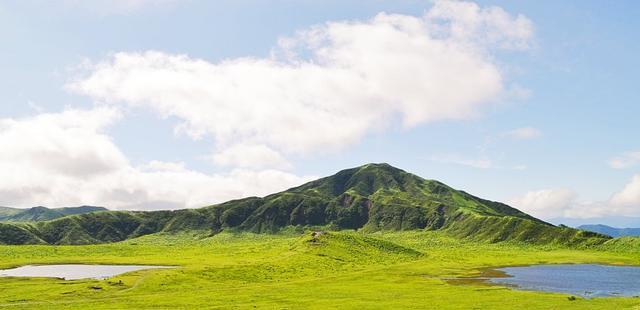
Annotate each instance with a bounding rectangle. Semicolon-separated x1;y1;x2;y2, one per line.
0;231;639;309
0;164;610;246
0;207;22;217
0;206;107;223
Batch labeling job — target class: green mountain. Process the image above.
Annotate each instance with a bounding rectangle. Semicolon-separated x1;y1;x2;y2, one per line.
0;163;608;245
0;206;107;222
579;224;640;237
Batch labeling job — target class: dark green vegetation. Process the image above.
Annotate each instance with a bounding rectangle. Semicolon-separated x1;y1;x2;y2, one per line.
0;206;106;223
0;163;608;245
579;224;640;237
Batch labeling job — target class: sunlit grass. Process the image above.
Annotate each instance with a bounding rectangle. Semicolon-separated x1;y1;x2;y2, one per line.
0;231;639;309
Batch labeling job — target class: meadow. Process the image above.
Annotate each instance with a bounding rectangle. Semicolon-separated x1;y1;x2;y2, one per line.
0;230;639;309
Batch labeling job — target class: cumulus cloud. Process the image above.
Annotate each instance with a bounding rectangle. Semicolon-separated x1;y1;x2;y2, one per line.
508;188;577;219
608;151;640;169
68;0;533;169
210;144;292;170
502;127;542;140
426;0;533;50
511;175;640;220
0;107;127;179
0;108;311;209
610;174;640;210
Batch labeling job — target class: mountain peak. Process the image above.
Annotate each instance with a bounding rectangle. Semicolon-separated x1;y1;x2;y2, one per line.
0;165;609;246
288;163;417;197
0;206;107;223
353;162;410;175
357;162;399;170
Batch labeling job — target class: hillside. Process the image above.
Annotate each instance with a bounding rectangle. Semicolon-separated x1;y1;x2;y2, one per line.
0;206;107;222
579;224;640;237
0;163;608;245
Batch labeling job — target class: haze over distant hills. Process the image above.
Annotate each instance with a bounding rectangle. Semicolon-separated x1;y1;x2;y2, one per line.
0;206;107;223
578;224;640;238
551;217;640;230
0;164;607;246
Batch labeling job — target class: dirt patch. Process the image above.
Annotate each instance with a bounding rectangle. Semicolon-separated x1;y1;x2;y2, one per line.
308;231;326;245
442;267;510;286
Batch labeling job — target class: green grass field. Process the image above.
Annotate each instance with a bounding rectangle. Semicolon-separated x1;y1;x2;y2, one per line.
1;231;640;309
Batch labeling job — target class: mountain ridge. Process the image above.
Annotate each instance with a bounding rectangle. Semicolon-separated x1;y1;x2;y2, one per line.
0;163;608;245
579;224;640;237
0;206;107;223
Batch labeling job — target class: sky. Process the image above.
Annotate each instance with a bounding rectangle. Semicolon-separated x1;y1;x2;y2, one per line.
0;0;639;226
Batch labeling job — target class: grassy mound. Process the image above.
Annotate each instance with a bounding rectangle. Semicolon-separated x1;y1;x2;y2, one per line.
294;231;423;264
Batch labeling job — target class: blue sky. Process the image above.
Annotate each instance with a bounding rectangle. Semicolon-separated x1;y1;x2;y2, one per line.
0;1;639;225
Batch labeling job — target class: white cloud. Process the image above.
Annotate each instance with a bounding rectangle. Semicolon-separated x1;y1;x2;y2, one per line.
98;163;311;210
426;0;534;50
0;107;127;179
610;174;640;210
508;188;576;219
211;144;292;170
68;0;533;169
502;127;542;140
608;151;640;169
0;108;312;210
511;176;640;220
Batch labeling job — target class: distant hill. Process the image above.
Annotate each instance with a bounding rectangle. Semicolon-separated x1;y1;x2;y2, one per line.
0;163;608;245
551;216;640;229
578;224;640;237
0;206;107;223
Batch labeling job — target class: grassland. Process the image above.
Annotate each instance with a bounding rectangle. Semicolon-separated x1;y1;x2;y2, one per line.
1;230;639;309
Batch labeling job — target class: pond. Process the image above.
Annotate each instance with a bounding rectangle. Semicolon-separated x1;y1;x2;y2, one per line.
486;264;640;298
0;264;173;280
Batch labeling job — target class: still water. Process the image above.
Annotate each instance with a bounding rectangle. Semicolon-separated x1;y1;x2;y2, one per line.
490;264;640;297
0;264;173;280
